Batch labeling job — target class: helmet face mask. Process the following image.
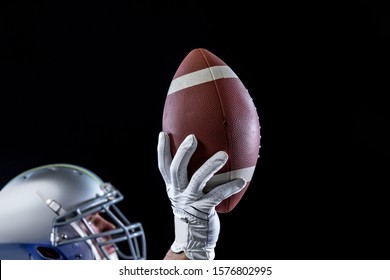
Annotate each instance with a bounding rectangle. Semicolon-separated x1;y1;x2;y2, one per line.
51;184;146;260
0;164;146;260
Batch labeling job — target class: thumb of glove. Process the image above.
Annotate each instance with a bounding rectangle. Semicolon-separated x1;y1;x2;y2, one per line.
192;177;247;215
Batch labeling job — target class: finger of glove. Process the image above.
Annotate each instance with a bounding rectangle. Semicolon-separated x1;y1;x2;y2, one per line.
171;134;197;192
157;132;173;185
185;151;228;198
192;178;247;213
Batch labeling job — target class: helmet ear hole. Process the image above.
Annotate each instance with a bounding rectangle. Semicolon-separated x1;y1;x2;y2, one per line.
36;246;61;259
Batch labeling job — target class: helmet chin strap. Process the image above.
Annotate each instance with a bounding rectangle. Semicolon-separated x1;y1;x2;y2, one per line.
70;222;119;260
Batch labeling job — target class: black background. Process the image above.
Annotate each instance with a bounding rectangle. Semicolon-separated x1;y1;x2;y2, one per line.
1;1;389;260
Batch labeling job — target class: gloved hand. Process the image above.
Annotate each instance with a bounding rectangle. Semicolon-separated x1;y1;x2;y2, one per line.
157;132;246;260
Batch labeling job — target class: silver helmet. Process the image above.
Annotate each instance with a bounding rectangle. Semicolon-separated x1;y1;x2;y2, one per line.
0;163;146;260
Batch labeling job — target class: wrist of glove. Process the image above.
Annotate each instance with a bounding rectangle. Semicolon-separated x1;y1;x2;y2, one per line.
170;207;220;260
157;132;246;260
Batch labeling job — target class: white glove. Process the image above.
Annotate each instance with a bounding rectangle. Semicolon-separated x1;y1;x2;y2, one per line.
157;132;246;260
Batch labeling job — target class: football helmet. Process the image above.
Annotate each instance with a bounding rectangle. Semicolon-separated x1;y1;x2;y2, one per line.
0;163;146;260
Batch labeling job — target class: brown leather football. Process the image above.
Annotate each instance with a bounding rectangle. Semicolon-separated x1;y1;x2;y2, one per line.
162;48;261;213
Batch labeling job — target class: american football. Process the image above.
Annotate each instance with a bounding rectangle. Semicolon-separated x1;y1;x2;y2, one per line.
162;48;261;213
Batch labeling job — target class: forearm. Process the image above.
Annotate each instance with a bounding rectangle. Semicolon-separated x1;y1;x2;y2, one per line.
163;249;190;260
